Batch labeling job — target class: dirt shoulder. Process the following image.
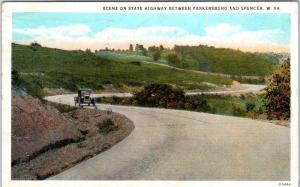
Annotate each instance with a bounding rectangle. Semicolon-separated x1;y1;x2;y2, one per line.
12;91;134;180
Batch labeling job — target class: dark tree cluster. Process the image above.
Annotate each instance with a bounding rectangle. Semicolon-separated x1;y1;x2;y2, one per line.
264;58;290;119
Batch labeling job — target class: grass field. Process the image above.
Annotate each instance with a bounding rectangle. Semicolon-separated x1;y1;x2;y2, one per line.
97;45;277;77
203;94;264;118
12;43;233;95
97;51;167;63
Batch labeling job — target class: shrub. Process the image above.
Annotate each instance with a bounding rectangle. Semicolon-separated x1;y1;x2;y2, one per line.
134;83;185;108
130;61;142;66
97;119;118;135
232;106;245;116
166;53;180;66
30;41;41;47
244;111;257;119
47;101;77;113
264;58;290;119
153;51;161;61
185;95;211;112
30;41;42;51
12;69;20;85
15;75;45;99
245;101;255;112
112;96;122;103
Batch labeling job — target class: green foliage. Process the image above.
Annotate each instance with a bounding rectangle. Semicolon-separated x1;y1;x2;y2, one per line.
95;87;264;119
85;48;92;54
129;44;133;51
47;101;77;113
245;101;256;112
134;84;185;108
232;106;246;116
184;95;211;112
30;41;42;47
264;58;290;119
12;69;44;98
129;61;142;66
169;45;276;76
12;69;20;85
159;45;164;51
152;51;161;61
97;119;118;135
12;43;232;92
166;52;180;66
30;41;42;51
135;44;147;56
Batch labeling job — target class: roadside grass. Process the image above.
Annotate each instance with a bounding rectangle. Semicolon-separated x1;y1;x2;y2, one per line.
47;101;78;113
96;93;265;119
97;119;119;135
203;94;265;118
12;43;232;92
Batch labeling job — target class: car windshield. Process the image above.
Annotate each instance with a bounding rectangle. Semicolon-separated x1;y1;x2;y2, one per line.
79;90;91;96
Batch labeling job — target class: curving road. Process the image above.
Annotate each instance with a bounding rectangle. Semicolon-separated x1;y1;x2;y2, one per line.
79;84;266;98
45;94;289;180
142;60;262;80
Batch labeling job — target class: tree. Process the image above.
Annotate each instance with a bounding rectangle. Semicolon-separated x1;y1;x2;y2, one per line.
85;48;92;54
134;84;185;108
30;41;41;51
135;44;147;56
167;52;180;66
159;45;164;51
30;41;41;47
129;44;133;51
153;51;161;61
141;48;148;56
264;58;290;119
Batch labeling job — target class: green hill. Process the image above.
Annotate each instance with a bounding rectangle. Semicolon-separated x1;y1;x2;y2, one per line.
96;45;278;77
170;45;276;76
12;43;232;94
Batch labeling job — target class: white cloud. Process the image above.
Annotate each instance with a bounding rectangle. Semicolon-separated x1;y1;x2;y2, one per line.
13;23;289;53
14;24;90;41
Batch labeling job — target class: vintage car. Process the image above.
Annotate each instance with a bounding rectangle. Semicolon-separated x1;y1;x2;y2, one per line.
74;89;96;106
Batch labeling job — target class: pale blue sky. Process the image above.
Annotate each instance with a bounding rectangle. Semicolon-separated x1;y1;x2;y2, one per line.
12;13;291;52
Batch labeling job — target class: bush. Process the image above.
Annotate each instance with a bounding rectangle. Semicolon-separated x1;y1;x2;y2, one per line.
232;106;245;116
130;61;142;66
47;101;77;113
134;83;185;108
30;41;42;51
185;95;211;112
244;111;257;119
12;69;20;85
153;51;161;61
264;58;290;119
245;101;255;112
97;119;118;135
30;41;41;47
14;74;45;99
167;53;180;66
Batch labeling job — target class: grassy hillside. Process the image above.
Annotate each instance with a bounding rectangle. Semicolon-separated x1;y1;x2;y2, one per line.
170;45;276;76
12;43;232;94
97;45;278;77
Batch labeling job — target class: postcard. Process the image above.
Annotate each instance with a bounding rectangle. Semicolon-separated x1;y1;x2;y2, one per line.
1;1;298;187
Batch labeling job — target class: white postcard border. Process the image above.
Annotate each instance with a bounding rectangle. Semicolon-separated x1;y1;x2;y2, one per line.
2;2;298;187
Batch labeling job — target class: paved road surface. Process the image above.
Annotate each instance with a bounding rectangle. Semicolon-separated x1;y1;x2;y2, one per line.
45;94;289;180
